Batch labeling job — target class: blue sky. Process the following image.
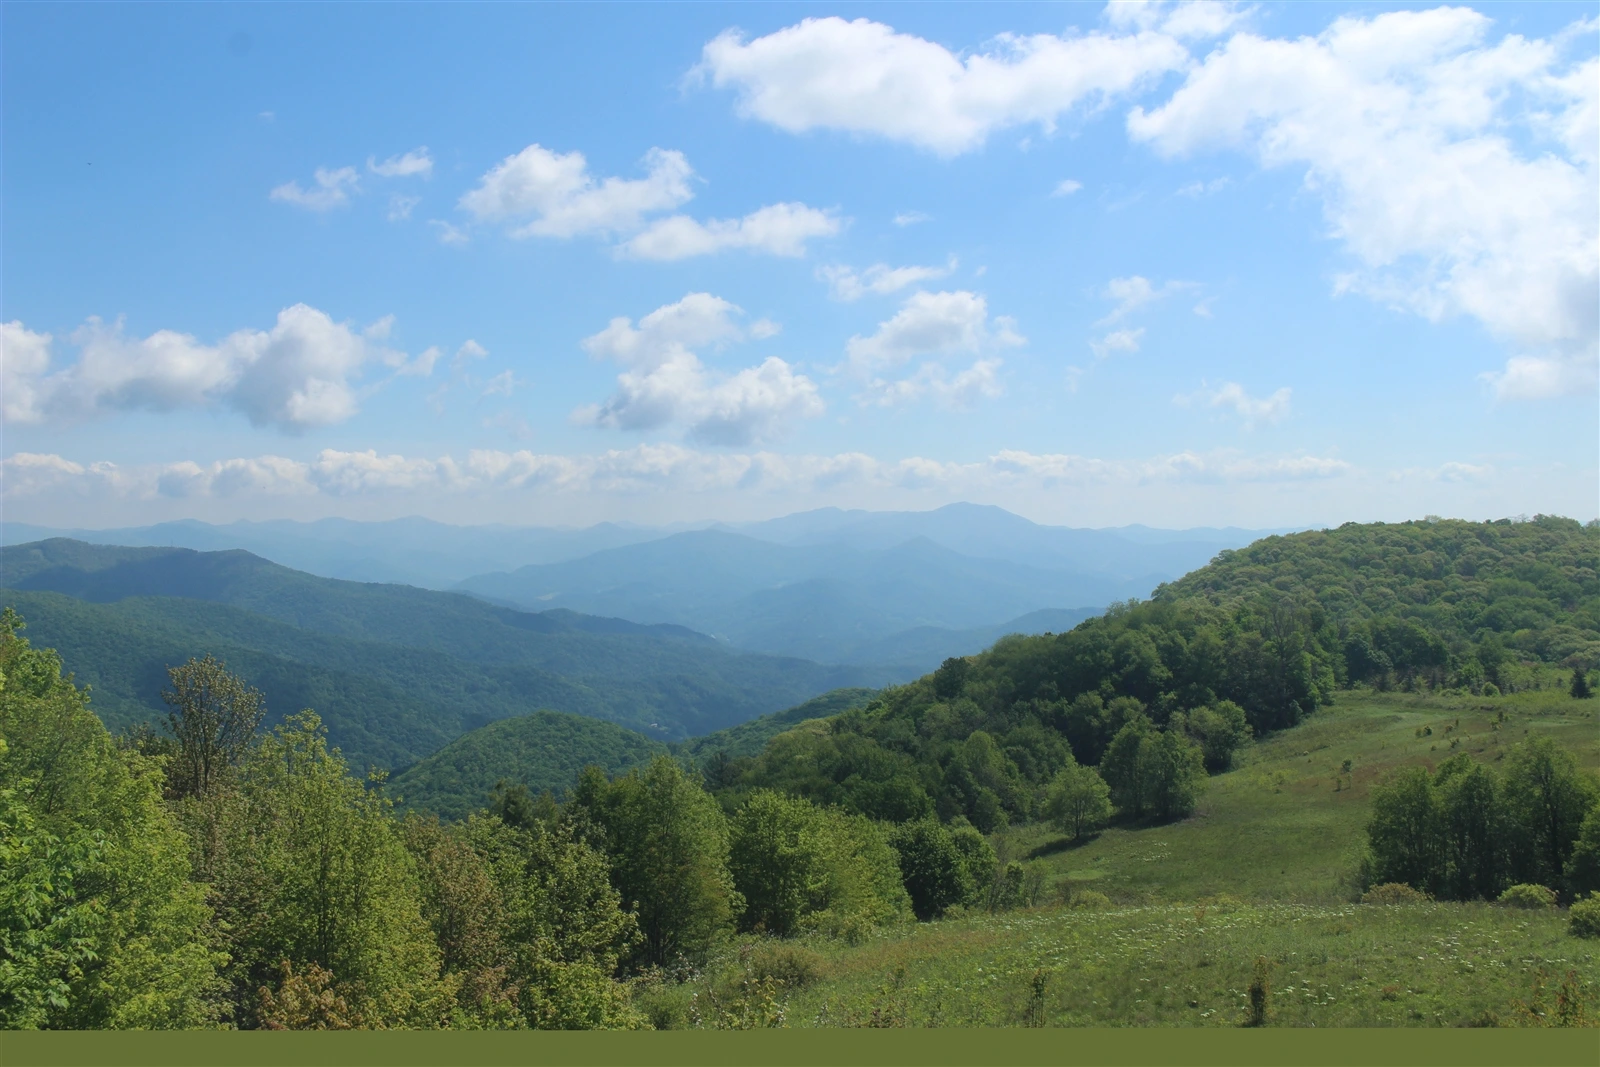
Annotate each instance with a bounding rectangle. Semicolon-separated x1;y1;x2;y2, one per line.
3;1;1595;529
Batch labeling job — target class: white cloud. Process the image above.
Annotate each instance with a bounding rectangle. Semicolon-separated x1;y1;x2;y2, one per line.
368;147;434;179
859;357;1004;409
2;321;53;424
618;202;841;260
454;340;488;367
270;166;360;211
1177;177;1230;197
459;145;694;237
893;211;931;227
2;444;1355;506
695;16;1190;156
582;293;747;370
818;257;956;301
844;290;1023;407
1104;1;1252;40
157;456;312;498
429;219;470;245
1127;8;1599;398
1089;327;1145;359
1176;381;1292;426
388;194;421;221
846;290;1020;370
3;306;410;431
396;346;443;378
457;143;838;259
1481;353;1599;402
1432;461;1494;483
1052;179;1084;196
481;370;521;398
576;294;820;445
1098;275;1195;323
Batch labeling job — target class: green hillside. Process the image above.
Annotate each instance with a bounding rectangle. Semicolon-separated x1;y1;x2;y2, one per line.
1158;515;1599;667
717;517;1598;829
676;687;879;762
388;710;669;821
1;539;895;765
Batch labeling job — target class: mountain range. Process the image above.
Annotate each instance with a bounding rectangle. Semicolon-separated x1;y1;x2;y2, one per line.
0;538;890;768
5;504;1278;672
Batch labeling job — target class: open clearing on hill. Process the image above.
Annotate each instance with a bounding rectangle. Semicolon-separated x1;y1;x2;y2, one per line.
651;683;1599;1027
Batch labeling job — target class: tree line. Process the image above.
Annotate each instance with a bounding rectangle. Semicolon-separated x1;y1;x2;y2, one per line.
1365;736;1600;904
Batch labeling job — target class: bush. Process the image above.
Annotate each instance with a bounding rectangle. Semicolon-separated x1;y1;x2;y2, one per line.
1569;893;1600;939
1497;883;1558;910
1360;882;1432;904
747;941;826;989
1070;890;1112;910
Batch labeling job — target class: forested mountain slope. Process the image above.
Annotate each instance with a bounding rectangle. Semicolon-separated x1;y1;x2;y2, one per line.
1157;516;1599;668
710;517;1598;831
389;710;670;821
0;540;894;762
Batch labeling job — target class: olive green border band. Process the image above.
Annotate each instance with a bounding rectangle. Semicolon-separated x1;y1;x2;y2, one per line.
2;1029;1591;1067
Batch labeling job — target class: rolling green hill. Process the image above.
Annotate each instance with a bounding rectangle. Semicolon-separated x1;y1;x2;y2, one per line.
1157;515;1599;665
716;517;1599;828
1;539;895;768
675;687;879;762
388;710;669;821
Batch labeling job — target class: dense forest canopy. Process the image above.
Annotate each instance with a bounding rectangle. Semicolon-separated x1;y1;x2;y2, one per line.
391;711;669;822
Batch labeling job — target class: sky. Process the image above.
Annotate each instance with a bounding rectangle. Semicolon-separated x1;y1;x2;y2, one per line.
3;1;1596;530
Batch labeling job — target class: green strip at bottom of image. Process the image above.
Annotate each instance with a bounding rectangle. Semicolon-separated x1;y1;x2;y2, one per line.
2;1029;1593;1067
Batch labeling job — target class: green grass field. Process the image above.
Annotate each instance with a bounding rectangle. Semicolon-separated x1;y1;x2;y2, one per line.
644;682;1600;1027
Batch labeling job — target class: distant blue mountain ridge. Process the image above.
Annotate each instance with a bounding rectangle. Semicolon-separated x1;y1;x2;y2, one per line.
3;504;1289;670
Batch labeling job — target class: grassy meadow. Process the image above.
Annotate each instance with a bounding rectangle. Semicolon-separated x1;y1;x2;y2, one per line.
650;681;1600;1027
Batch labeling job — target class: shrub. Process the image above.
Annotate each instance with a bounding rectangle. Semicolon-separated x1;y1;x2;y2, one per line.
748;941;826;989
1360;882;1432;904
1498;883;1558;910
1569;893;1600;939
1070;890;1112;910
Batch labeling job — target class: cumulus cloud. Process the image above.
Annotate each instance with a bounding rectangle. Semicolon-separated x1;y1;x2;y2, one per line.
1104;1;1253;40
1052;179;1084;197
818;256;956;301
459;145;694;238
1;443;1355;505
847;290;1021;370
1098;275;1194;323
453;340;488;367
2;306;426;431
575;294;820;445
1088;327;1145;359
368;147;434;179
455;144;837;259
843;290;1023;407
1176;381;1292;427
618;202;841;260
695;16;1190;156
1127;7;1599;398
2;321;53;424
429;219;470;245
270;166;360;211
